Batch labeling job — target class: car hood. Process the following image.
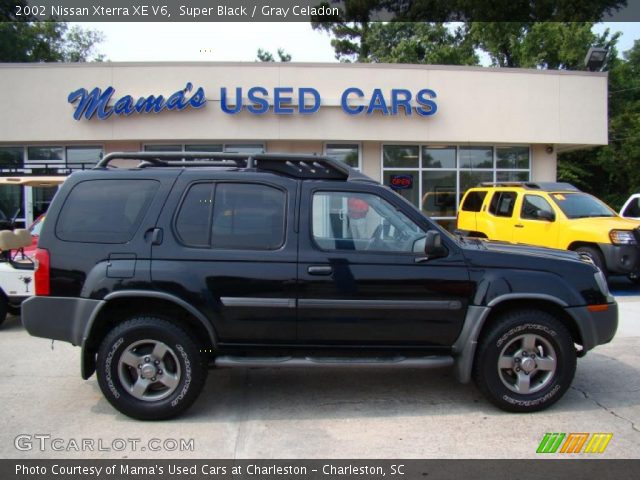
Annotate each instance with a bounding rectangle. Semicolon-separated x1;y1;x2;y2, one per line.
566;216;640;230
460;237;589;265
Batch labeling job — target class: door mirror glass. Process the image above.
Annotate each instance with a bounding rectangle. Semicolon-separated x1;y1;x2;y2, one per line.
424;231;446;258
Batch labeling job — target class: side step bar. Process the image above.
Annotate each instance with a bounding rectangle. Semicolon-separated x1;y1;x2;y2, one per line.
214;355;454;369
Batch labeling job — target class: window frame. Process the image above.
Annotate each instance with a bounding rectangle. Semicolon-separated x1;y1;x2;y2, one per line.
488;190;518;218
521;194;555;221
324;142;362;170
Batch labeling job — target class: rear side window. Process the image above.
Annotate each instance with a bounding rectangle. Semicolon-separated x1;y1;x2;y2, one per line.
488;191;517;218
622;197;640;218
56;180;159;243
461;191;487;212
175;182;286;250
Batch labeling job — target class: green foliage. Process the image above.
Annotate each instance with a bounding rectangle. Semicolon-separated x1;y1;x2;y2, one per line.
256;48;292;62
367;23;478;65
0;14;105;62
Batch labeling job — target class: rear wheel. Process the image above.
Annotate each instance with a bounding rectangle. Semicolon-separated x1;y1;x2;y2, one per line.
473;309;576;412
574;245;607;277
0;296;7;328
97;316;207;420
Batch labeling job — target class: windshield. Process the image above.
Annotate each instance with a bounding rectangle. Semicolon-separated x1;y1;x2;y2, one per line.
550;192;615;219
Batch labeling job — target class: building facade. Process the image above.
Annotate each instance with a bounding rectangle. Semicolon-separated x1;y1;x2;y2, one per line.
0;62;608;228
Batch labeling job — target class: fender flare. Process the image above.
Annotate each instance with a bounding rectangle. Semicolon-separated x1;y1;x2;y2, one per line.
452;294;569;384
81;290;218;379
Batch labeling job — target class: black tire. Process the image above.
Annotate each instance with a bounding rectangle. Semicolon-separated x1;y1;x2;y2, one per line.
473;309;576;413
0;296;7;328
97;316;207;420
575;245;607;277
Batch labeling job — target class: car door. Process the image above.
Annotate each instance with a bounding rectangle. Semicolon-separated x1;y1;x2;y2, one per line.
512;194;560;248
297;182;474;347
475;190;518;241
151;170;298;343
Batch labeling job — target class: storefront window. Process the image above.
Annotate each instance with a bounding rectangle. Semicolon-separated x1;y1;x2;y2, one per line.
0;147;24;170
144;144;182;152
224;144;263;153
325;144;360;169
27;146;64;162
185;144;223;152
383;145;419;168
382;144;530;231
66;146;103;168
145;144;264;154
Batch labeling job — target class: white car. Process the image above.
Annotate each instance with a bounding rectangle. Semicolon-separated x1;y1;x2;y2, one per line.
0;229;34;327
620;193;640;221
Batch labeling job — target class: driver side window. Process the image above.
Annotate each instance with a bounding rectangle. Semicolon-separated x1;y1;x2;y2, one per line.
312;191;425;253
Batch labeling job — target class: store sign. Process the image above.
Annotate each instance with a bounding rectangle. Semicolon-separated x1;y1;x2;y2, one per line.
68;84;437;120
389;174;414;190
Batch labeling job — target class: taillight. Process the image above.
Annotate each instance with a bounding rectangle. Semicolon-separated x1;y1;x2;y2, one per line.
34;248;50;296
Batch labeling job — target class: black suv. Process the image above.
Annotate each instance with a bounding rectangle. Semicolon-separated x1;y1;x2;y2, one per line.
22;152;617;419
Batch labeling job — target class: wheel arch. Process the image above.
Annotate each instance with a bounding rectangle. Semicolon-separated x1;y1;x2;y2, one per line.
81;291;217;379
453;295;583;384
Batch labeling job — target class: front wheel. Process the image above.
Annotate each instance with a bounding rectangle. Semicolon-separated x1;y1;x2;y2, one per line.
473;309;576;412
575;246;608;277
97;316;207;420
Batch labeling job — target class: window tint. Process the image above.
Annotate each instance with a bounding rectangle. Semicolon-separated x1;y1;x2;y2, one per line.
521;195;554;220
312;191;425;253
211;184;285;250
622;197;640;218
175;183;214;246
461;191;487;212
488;191;517;218
56;180;159;243
550;193;615;219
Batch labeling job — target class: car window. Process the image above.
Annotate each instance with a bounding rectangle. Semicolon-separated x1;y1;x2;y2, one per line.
212;183;286;250
488;191;517;218
622;197;640;218
312;191;425;253
521;195;554;220
550;192;615;219
56;180;159;243
175;183;214;247
461;191;487;212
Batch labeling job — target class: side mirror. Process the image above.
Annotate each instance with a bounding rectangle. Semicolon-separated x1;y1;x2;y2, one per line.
536;209;555;222
425;230;442;255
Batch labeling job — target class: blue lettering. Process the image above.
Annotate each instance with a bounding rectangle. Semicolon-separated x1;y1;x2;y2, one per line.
299;88;320;114
68;87;114;120
366;89;389;115
190;87;207;109
247;87;269;114
415;89;437;116
341;87;365;115
221;87;242;114
134;95;166;114
113;95;134;116
391;89;412;116
273;87;294;114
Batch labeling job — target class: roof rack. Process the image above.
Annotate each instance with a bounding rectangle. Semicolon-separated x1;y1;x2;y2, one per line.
480;181;579;192
94;151;367;181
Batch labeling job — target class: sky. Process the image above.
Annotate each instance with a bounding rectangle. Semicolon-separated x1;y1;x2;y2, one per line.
75;22;640;64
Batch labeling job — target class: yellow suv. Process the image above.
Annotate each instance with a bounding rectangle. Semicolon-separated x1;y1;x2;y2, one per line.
457;182;640;280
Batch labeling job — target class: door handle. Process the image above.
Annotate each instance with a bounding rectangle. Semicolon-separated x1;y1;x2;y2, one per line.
514;224;524;228
308;265;333;276
145;227;163;245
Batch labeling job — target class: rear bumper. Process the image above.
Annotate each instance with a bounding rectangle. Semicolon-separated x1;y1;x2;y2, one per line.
599;243;640;275
564;302;618;351
21;296;104;346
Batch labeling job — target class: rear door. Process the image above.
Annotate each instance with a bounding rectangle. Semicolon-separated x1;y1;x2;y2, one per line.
476;190;518;241
151;170;298;343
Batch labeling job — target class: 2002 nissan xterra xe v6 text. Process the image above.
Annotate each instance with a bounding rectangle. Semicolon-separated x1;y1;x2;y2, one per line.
22;152;618;420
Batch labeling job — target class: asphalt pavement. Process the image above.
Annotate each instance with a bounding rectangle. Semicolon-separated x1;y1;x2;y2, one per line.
0;287;638;459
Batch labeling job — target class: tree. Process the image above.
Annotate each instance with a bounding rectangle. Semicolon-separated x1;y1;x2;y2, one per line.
256;48;292;62
0;2;105;62
366;22;477;65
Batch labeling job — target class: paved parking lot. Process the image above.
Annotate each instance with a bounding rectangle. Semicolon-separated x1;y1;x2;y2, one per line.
1;285;638;459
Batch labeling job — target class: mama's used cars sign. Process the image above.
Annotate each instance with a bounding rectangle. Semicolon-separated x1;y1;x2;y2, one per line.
67;83;438;120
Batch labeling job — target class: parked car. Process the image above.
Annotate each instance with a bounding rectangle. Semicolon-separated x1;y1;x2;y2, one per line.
457;182;640;281
0;228;34;326
620;193;640;221
22;153;617;419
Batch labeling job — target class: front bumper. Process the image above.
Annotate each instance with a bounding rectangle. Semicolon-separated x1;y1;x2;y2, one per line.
564;302;618;351
21;296;104;346
599;243;640;275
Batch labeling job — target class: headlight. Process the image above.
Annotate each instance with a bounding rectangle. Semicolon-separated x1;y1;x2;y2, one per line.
609;230;637;245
